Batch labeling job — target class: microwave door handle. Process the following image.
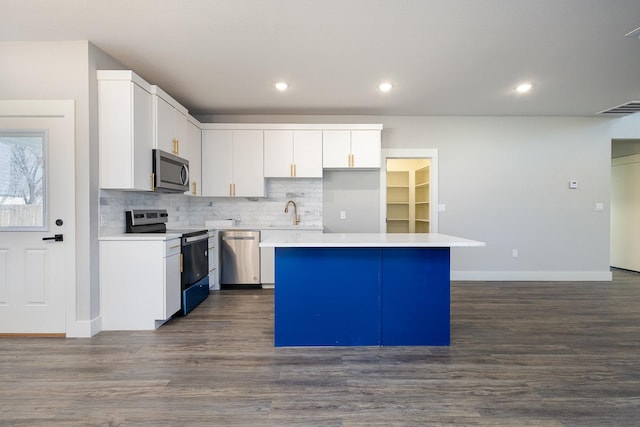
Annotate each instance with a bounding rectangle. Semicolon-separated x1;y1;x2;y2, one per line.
181;164;189;185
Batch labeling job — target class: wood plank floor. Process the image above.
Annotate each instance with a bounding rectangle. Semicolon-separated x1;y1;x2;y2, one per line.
1;269;639;426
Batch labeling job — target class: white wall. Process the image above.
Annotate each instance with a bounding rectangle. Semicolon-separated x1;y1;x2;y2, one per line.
0;41;124;336
323;170;380;233
202;114;615;280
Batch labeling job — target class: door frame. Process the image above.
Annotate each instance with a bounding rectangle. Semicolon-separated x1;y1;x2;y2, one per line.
379;148;439;233
0;100;76;335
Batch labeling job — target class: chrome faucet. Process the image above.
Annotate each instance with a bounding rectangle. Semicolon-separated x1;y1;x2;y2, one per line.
284;200;300;225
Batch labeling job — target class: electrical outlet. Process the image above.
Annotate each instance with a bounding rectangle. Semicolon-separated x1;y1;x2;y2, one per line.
512;249;518;258
340;211;346;220
438;204;446;212
100;214;107;226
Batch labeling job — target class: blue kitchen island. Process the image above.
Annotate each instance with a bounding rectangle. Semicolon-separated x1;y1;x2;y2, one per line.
260;233;484;347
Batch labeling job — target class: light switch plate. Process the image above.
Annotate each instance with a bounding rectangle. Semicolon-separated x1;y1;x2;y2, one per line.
438;204;446;212
569;180;579;189
595;202;604;211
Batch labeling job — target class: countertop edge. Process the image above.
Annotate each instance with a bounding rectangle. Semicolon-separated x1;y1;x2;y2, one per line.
259;233;485;248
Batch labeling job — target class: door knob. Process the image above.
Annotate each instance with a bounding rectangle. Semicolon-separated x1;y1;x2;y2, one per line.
42;234;64;242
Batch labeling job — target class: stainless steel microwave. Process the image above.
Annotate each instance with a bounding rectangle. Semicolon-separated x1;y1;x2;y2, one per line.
152;149;189;193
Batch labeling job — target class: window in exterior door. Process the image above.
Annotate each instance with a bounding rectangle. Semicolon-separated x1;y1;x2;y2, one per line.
0;131;47;230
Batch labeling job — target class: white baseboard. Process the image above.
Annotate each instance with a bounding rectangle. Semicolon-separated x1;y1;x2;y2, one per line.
451;270;613;281
66;316;102;338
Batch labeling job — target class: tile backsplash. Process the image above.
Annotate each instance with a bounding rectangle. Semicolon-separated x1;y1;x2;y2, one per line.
99;178;323;235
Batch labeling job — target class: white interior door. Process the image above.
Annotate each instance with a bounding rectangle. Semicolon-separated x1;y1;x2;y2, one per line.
0;100;75;334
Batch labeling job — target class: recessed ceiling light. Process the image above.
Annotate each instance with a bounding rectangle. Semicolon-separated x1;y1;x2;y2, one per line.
274;82;288;91
379;82;393;93
516;83;533;93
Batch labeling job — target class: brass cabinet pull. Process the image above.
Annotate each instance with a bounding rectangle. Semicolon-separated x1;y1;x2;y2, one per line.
172;138;179;155
290;164;293;177
294;163;297;176
233;183;236;196
180;253;183;272
151;172;155;191
229;183;233;196
192;181;197;195
169;244;180;249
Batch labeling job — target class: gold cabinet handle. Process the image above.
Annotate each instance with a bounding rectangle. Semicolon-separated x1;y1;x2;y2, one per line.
180;253;183;272
229;183;233;196
173;138;179;155
294;163;297;177
151;172;155;191
192;181;197;195
290;164;293;177
233;183;236;196
169;244;180;249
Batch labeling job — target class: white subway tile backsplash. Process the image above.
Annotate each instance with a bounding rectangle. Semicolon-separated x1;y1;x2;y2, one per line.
99;178;323;235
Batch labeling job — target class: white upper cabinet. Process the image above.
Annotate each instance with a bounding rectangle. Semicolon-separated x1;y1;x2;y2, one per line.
152;86;189;157
202;129;265;197
97;70;154;191
350;130;382;168
264;130;323;178
182;117;202;196
322;130;351;168
323;129;381;169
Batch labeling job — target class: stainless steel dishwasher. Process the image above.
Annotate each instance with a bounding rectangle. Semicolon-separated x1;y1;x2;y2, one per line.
219;230;261;285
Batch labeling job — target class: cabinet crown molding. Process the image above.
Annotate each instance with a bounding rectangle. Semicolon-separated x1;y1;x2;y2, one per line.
200;123;383;130
97;70;153;93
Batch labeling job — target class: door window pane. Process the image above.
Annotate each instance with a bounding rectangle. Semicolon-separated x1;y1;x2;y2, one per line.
0;132;47;229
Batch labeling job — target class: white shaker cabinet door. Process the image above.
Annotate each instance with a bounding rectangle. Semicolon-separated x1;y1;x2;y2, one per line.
164;251;181;318
350;130;381;168
154;95;175;154
202;129;233;196
172;109;188;157
322;130;351;168
293;130;323;177
183;120;202;196
264;130;293;178
232;130;265;197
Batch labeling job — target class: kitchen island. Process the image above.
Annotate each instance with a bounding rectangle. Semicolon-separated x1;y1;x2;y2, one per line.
260;233;485;347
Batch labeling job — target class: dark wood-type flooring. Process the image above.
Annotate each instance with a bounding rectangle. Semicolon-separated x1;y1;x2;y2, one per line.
1;269;640;426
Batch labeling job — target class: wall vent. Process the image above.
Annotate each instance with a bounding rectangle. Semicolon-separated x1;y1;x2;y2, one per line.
596;101;640;116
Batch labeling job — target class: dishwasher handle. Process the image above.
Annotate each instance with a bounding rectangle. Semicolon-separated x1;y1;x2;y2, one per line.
222;235;257;241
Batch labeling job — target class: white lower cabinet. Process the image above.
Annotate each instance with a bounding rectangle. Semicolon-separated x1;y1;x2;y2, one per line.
100;237;181;330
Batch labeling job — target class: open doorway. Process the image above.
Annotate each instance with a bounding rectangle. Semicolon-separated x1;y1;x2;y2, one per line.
380;149;438;233
610;139;640;272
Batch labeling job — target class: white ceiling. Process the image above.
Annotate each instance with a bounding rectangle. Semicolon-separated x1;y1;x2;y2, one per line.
2;0;640;117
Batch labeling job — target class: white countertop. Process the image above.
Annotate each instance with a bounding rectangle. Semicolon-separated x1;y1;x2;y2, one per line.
204;223;324;231
259;233;485;248
99;233;182;241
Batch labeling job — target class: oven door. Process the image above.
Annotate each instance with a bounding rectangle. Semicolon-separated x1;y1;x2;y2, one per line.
181;233;209;288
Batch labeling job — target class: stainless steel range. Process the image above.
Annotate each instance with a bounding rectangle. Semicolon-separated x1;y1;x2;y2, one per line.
125;209;209;315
